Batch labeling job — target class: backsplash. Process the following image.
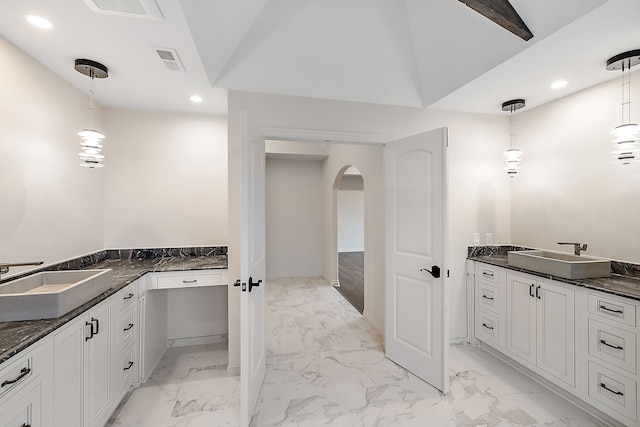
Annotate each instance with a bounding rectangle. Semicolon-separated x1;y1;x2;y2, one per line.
0;246;227;284
468;245;640;280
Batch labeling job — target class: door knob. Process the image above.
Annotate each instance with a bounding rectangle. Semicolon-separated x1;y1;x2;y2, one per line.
420;266;441;279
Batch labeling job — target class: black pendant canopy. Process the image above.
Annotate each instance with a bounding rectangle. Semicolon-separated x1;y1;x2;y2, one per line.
606;49;640;71
501;99;525;113
74;59;108;79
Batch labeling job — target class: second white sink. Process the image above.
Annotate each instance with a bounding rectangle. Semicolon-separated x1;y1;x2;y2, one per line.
0;269;113;322
507;250;611;280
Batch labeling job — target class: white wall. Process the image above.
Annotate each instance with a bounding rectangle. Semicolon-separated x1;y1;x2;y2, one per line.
512;69;640;263
338;175;364;252
167;287;228;340
0;36;104;278
103;109;228;248
228;90;510;368
265;158;324;278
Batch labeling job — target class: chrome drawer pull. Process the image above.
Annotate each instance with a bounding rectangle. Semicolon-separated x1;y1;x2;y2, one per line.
482;295;494;301
123;293;134;300
482;323;494;330
600;305;623;314
600;383;624;396
124;361;134;371
123;323;134;332
482;272;494;278
1;367;31;387
182;279;197;284
21;424;31;427
600;340;624;350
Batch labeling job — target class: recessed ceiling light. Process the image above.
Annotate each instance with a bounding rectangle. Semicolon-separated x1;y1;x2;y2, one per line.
550;80;568;89
25;14;53;29
190;95;203;103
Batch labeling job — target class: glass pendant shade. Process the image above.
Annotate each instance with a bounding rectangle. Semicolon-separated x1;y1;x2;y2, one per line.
504;148;522;176
78;128;105;168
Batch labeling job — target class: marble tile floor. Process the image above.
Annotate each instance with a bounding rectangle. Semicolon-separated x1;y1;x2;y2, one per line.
107;277;606;427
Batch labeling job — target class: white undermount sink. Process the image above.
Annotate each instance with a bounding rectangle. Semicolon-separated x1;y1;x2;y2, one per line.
0;269;113;322
507;250;611;280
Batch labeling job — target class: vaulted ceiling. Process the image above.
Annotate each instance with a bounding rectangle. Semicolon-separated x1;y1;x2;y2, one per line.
0;0;638;116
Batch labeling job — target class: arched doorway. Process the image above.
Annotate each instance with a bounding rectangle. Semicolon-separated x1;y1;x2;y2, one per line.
333;166;364;313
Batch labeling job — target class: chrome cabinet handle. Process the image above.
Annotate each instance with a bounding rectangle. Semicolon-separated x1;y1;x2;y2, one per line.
85;321;94;341
123;293;134;300
529;284;534;298
600;339;624;350
535;285;541;300
183;279;197;284
482;271;494;278
482;323;494;330
124;361;134;371
123;323;134;332
482;295;494;301
1;367;30;387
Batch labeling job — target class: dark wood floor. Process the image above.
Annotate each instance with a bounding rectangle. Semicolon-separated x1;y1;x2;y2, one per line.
337;251;364;314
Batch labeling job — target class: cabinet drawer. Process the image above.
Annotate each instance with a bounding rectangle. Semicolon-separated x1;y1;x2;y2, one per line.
117;305;138;352
477;282;502;314
588;361;637;422
115;282;137;312
0;339;48;403
154;271;224;289
115;345;138;396
476;264;505;285
476;310;501;349
589;294;636;327
588;319;637;374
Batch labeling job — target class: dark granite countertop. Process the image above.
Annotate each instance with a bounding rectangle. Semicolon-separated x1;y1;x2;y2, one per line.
468;246;640;302
0;248;227;364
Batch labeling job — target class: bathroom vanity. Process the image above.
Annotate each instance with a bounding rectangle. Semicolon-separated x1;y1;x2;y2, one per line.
0;248;228;427
468;246;640;427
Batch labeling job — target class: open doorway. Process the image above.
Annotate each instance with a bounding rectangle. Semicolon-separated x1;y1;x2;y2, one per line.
335;167;365;313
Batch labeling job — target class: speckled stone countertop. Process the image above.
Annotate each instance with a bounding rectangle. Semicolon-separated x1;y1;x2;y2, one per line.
468;245;640;302
0;247;228;364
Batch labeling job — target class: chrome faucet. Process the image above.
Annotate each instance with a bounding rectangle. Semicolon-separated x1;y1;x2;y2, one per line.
557;242;587;256
0;261;44;280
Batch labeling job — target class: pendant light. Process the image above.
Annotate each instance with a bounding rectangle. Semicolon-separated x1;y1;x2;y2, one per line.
74;59;109;168
502;99;525;177
606;49;640;165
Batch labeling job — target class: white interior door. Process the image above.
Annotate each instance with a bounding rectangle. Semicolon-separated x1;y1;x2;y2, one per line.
239;112;266;426
384;127;449;393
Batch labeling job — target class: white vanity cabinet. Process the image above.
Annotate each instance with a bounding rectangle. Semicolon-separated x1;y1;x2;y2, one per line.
578;291;640;425
0;337;53;427
53;297;114;427
474;264;506;351
505;272;575;389
112;281;140;404
472;260;640;426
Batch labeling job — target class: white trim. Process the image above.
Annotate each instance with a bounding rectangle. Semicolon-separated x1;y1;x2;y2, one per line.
262;127;394;145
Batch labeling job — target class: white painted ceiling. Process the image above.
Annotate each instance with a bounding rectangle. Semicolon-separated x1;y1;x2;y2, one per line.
0;0;638;116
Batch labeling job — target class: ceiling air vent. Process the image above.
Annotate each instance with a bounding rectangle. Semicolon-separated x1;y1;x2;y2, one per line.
83;0;163;20
153;47;185;72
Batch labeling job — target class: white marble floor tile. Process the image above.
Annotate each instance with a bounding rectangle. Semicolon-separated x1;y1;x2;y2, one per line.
107;277;607;427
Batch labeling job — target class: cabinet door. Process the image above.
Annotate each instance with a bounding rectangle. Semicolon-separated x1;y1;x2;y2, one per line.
537;281;575;387
85;302;113;427
506;273;537;367
53;319;85;427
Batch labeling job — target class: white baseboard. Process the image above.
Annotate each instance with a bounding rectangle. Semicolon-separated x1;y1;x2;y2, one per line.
168;334;227;348
331;280;340;287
